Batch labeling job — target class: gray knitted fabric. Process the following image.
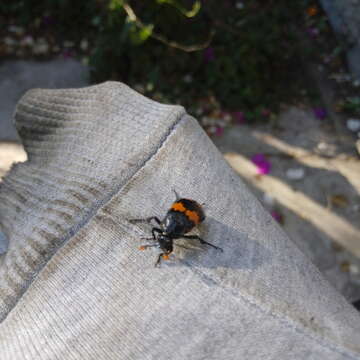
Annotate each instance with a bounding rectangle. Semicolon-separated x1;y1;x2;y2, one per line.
0;82;359;359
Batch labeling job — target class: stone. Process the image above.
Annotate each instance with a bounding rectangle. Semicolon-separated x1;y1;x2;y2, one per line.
286;167;305;180
347;118;360;132
33;39;49;55
8;25;25;36
80;39;89;51
20;35;35;47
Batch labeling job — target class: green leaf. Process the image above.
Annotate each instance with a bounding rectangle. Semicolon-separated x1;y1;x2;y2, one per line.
129;22;154;45
109;0;124;11
138;24;154;42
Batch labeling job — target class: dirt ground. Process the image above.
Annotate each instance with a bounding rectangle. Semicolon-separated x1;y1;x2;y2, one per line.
214;106;360;302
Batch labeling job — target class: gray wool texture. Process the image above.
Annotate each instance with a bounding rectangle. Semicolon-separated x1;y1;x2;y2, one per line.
0;82;359;360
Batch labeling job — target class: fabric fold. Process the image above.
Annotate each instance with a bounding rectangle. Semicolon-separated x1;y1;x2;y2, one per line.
0;81;359;359
0;81;184;317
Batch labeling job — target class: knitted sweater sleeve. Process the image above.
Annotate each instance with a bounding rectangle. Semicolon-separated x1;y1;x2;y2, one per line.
0;82;359;360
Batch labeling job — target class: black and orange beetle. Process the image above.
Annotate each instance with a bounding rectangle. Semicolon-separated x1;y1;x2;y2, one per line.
130;191;223;266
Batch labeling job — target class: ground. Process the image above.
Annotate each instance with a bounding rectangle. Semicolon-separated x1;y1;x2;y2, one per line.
214;107;360;302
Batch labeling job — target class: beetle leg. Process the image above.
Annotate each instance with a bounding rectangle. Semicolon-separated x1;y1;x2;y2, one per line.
139;227;161;242
182;235;223;252
139;244;159;251
154;252;172;267
139;228;162;248
140;237;155;241
155;253;163;267
130;217;162;226
152;227;162;240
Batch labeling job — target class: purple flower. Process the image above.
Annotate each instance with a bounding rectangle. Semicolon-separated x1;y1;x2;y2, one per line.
215;126;224;136
271;210;283;224
313;107;327;120
42;15;56;26
62;49;74;59
306;27;320;38
261;108;271;118
203;47;215;63
232;111;245;124
322;55;331;64
251;154;271;175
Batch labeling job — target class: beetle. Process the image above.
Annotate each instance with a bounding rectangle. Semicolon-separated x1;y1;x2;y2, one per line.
130;191;223;266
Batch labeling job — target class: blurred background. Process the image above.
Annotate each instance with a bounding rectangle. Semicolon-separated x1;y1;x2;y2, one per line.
1;0;360;304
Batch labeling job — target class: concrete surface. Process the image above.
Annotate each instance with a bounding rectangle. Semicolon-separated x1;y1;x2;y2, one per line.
214;107;360;302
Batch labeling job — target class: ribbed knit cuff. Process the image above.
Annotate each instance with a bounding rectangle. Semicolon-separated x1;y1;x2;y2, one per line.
0;81;184;317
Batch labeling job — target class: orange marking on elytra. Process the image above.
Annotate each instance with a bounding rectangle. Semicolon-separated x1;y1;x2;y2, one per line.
185;210;200;224
171;202;186;212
